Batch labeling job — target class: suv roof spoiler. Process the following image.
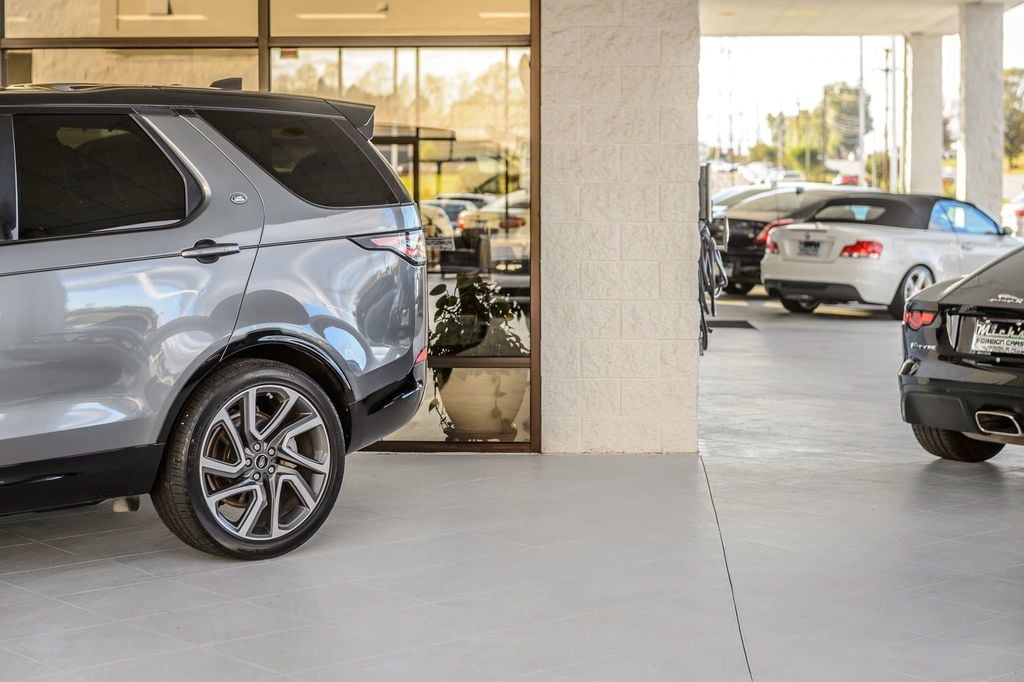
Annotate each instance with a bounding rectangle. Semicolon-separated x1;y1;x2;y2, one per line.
328;101;375;140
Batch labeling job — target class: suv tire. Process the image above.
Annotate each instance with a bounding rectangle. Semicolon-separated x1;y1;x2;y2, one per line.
911;424;1004;462
725;282;754;296
153;359;345;559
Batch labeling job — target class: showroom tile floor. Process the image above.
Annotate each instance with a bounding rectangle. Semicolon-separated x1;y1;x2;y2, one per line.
2;294;1024;680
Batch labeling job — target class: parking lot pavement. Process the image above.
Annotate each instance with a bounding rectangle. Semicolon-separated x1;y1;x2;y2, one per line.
3;289;1024;681
703;290;1024;681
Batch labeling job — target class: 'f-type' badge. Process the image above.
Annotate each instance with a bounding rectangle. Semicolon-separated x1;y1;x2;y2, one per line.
990;293;1024;304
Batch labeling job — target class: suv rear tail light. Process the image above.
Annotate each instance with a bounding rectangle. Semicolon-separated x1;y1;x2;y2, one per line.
1015;208;1024;218
754;219;793;246
839;240;883;259
904;309;937;330
354;231;425;265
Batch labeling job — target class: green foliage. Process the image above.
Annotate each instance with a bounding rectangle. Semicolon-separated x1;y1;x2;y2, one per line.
747;142;776;164
1005;68;1024;168
766;82;871;160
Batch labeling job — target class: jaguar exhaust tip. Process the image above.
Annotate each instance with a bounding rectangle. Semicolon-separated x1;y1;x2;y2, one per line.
975;410;1023;437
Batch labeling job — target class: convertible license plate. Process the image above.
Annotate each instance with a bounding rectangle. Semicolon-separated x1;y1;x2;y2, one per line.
797;240;821;256
972;318;1024;355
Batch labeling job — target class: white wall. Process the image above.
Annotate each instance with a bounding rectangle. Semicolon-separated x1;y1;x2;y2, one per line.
539;0;701;453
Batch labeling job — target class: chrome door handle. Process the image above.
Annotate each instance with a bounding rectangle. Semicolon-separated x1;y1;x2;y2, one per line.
180;240;240;263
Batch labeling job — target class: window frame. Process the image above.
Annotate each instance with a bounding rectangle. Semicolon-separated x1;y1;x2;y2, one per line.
0;107;203;246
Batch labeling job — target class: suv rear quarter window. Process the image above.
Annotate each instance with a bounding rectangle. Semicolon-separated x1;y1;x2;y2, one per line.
14;113;189;241
200;110;401;208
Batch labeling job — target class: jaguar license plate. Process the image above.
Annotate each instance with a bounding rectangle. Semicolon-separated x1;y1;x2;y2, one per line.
797;240;821;256
972;318;1024;355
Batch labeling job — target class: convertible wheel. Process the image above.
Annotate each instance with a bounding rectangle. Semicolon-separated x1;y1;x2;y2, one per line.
889;265;934;320
911;424;1004;463
725;282;754;296
152;359;345;559
780;297;819;314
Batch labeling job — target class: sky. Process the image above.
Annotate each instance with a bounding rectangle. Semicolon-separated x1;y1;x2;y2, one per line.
698;5;1024;155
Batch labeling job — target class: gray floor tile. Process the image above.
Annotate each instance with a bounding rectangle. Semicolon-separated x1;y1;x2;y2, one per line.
330;603;504;648
210;622;398;674
297;651;496;682
59;578;228;620
939;615;1024;656
5;622;189;671
248;581;421;622
72;648;278;682
915;575;1024;614
128;600;311;645
383;530;526;562
0;646;59;681
854;635;1024;681
3;560;154;597
356;562;527;603
415;628;609;678
0;544;79;575
439;578;615;627
0;597;112;641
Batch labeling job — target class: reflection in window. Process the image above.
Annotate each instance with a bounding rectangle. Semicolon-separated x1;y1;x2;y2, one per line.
6;49;259;90
5;0;258;37
271;0;529;37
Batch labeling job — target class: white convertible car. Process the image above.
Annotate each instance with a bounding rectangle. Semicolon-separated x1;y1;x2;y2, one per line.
761;193;1022;318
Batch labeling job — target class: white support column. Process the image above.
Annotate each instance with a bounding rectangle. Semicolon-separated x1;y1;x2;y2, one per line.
906;34;944;195
958;2;1003;217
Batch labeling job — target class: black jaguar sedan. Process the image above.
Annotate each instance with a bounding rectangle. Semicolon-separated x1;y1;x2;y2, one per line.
900;245;1024;461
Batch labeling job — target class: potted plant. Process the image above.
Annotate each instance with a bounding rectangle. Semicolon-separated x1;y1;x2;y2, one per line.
427;273;529;441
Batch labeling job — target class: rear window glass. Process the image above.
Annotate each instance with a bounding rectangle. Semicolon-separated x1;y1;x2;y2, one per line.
814;204;886;222
734;189;835;214
200;110;399;208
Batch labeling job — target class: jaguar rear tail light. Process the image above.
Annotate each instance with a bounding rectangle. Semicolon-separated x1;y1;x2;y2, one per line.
839;240;883;259
353;231;425;265
414;347;428;365
903;309;937;330
754;219;793;246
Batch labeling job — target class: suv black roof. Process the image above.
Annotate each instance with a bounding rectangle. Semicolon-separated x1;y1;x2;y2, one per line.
0;84;376;138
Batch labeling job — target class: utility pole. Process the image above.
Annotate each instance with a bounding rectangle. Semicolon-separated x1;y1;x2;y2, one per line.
858;36;866;186
889;36;899;192
883;46;891;190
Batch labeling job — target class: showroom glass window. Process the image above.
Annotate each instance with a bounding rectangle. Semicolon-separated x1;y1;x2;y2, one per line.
13;114;187;240
1;0;537;449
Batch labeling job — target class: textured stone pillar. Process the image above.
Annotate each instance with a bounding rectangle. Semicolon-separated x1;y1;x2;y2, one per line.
957;2;1003;217
540;0;700;453
906;33;944;195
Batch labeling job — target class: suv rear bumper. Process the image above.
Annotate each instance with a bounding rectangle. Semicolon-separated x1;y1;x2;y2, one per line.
347;365;425;452
722;252;763;286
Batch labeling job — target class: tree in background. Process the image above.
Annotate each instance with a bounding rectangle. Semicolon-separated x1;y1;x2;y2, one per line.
1005;68;1024;168
766;82;872;162
747;142;776;164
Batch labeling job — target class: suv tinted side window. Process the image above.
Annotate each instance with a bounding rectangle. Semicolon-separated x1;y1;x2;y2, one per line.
200;110;399;208
14;114;187;241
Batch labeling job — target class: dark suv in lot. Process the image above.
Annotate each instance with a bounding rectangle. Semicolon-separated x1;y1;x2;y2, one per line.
0;84;426;558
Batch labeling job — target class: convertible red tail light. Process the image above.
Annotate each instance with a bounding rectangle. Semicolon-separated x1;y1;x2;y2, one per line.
755;219;793;246
499;216;526;229
839;240;883;259
1015;208;1024;218
904;310;937;330
354;231;425;265
764;232;779;254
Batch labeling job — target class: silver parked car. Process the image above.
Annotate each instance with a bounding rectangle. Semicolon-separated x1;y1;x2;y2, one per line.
0;84;426;558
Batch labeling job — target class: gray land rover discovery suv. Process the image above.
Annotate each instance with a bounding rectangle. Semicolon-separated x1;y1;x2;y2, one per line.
0;84;426;558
